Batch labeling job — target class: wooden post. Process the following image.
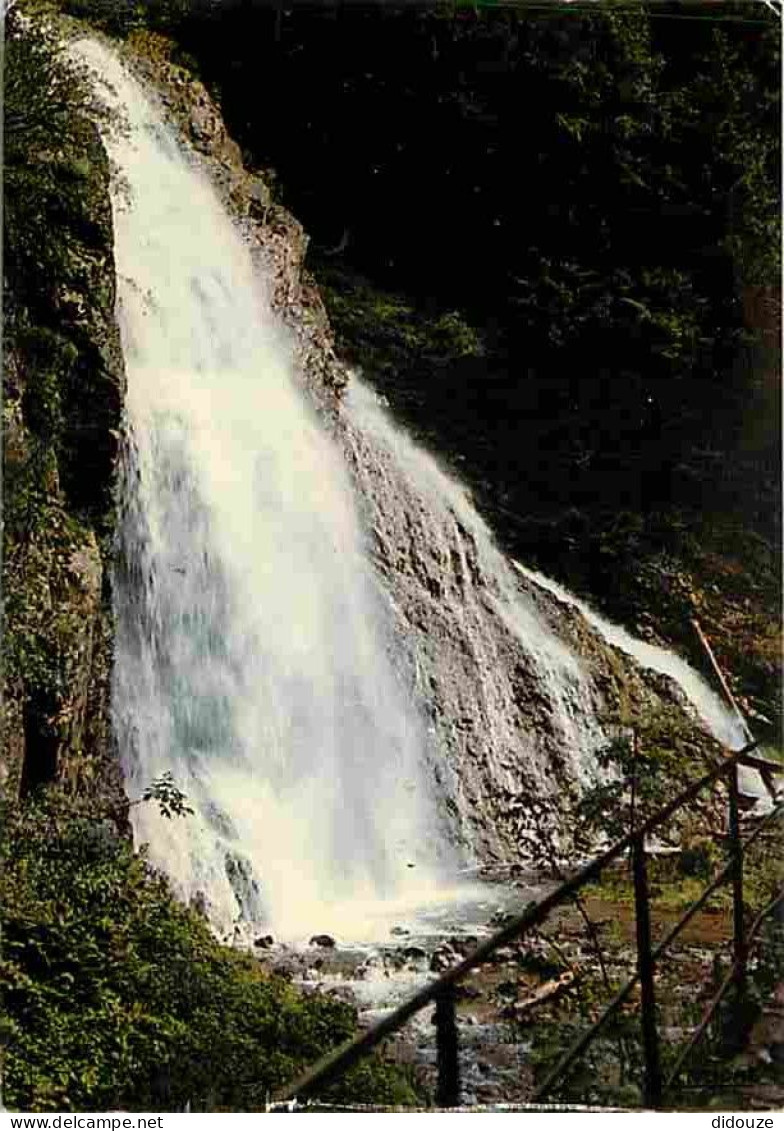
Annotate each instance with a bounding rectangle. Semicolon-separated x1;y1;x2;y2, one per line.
434;984;460;1108
629;727;639;877
728;764;747;999
691;619;754;742
632;835;663;1108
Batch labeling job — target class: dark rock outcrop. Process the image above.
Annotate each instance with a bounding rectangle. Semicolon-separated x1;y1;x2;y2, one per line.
2;23;348;817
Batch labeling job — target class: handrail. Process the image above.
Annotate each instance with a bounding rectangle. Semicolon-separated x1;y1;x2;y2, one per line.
666;885;784;1087
272;741;761;1104
738;753;783;776
532;799;784;1101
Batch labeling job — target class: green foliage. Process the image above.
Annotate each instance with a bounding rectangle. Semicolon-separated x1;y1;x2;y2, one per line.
4;4;123;525
0;797;417;1112
574;713;715;853
525;971;645;1108
677;837;719;882
139;773;194;821
4;10;94;309
316;260;483;385
3;4;125;806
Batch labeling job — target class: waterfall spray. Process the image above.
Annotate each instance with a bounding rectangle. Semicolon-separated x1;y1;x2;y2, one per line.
75;40;454;939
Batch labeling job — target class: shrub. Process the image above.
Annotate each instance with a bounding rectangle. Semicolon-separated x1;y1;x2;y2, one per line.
0;795;417;1111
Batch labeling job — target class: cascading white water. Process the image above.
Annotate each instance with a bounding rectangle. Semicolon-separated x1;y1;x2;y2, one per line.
337;380;619;866
341;379;608;791
513;563;750;749
75;41;459;939
511;563;764;797
73;39;761;943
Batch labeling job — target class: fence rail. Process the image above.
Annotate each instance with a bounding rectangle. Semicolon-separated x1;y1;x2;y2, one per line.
271;742;782;1110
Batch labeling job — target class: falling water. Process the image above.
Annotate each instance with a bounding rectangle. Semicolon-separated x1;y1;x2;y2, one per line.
511;563;764;797
513;564;750;749
73;40;761;942
75;41;459;939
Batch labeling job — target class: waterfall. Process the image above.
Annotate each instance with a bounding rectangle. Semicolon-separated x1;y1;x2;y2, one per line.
76;41;458;940
339;385;762;840
512;564;749;750
74;41;755;942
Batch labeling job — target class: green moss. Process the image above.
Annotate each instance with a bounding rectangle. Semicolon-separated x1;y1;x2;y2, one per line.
17;329;76;446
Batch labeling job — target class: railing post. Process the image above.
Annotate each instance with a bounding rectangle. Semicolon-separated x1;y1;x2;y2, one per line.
434;984;460;1108
728;764;747;1016
632;834;663;1108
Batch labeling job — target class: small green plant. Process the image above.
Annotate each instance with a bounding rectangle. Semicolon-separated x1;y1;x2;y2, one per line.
139;772;194;820
574;713;717;855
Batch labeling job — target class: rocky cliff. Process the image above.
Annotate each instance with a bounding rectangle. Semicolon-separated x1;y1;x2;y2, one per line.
2;20;125;806
340;382;728;864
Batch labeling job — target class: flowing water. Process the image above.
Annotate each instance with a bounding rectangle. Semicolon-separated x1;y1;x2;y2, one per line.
510;564;762;797
74;41;754;944
75;41;462;940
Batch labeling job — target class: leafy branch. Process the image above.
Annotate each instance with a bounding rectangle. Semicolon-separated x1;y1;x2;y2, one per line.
137;771;194;820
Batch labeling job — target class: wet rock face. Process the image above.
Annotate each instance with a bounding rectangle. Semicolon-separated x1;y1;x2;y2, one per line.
3;26;720;854
110;42;709;872
337;388;722;867
2;32;353;814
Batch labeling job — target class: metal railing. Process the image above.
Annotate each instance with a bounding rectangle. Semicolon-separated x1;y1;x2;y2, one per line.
271;741;783;1110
